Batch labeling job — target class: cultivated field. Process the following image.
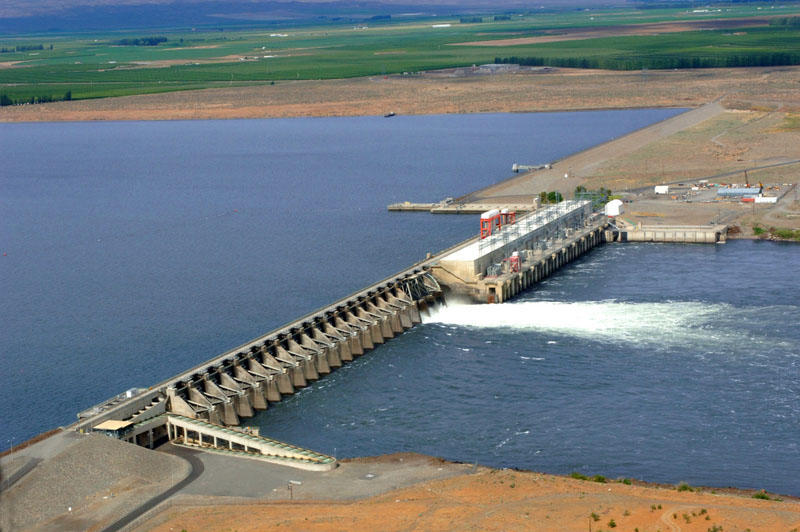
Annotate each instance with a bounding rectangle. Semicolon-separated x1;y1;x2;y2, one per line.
1;4;799;103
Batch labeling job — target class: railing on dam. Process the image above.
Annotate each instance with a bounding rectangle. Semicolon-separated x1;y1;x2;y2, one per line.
167;414;337;471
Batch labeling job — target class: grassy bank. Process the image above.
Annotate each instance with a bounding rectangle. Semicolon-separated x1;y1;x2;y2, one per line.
753;225;800;241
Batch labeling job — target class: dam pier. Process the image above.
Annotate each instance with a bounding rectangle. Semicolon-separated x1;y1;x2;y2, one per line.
432;200;602;303
76;266;446;470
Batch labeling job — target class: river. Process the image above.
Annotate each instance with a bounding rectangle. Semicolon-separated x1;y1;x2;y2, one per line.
4;109;797;494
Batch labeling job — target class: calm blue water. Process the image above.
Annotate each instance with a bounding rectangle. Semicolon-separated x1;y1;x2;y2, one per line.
5;109;796;495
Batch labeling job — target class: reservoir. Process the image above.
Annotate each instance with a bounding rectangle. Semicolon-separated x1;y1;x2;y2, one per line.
2;109;798;495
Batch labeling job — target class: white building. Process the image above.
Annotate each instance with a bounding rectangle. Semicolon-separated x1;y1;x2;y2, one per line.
604;199;623;217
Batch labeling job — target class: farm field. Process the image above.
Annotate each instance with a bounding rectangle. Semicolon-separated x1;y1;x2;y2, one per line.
2;4;800;104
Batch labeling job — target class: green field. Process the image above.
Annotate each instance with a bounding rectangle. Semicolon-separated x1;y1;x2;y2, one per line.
2;4;800;105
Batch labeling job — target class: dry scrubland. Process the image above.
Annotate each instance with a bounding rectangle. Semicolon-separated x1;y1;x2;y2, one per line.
141;464;800;532
1;65;799;122
592;110;800;189
584;107;800;234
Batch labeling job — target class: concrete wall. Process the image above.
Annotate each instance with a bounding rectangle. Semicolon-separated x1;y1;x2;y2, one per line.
437;201;592;282
434;221;607;304
620;225;727;243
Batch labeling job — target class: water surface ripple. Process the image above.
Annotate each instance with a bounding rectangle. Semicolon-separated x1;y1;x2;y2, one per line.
257;241;800;495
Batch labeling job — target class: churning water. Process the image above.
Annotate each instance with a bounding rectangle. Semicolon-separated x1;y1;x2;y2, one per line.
255;241;800;495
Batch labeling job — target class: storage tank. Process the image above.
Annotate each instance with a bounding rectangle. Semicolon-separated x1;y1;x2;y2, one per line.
604;199;623;217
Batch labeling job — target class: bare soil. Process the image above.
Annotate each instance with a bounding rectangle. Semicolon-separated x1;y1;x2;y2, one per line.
2;66;800;123
138;461;800;532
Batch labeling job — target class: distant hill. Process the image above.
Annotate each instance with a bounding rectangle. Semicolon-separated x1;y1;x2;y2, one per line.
0;0;607;33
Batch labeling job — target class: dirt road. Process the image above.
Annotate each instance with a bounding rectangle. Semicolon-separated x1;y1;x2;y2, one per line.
464;101;726;202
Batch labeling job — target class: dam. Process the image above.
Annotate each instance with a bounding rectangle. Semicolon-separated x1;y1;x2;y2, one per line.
72;200;614;467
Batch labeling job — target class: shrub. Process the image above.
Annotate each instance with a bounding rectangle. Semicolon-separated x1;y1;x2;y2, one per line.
752;490;781;501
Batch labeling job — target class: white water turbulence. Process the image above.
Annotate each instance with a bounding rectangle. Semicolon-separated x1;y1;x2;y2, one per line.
423;300;783;353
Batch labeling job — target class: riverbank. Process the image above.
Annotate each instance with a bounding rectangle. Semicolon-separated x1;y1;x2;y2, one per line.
136;454;800;532
5;433;798;531
451;99;799;233
3;64;798;231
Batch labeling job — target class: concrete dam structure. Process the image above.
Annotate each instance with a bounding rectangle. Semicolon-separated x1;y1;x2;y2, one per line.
614;224;728;244
431;201;607;303
72;199;722;468
76;268;445;468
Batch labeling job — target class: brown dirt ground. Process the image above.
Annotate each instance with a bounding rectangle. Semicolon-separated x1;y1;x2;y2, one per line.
2;65;799;123
140;464;800;532
451;16;777;46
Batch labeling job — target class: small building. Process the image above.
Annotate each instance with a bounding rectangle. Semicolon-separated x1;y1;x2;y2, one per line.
717;187;762;198
754;196;778;204
604;199;623;217
478;63;520;74
654;185;669;195
93;419;133;439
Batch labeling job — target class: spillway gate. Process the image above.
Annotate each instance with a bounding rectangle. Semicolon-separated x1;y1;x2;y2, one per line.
76;270;445;462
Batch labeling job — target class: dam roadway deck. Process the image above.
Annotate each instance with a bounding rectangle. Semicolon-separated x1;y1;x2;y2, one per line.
74;203;608;444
